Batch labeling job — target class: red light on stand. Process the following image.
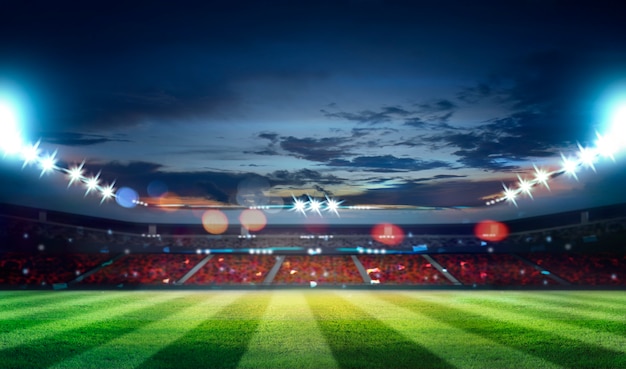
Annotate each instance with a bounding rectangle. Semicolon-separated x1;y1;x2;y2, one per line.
474;220;509;242
371;223;405;246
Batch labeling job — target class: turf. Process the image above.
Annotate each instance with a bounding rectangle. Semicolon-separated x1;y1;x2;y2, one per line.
0;290;624;368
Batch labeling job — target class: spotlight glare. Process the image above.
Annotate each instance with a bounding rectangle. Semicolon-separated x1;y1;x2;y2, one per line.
517;176;534;199
292;196;307;216
324;196;342;216
39;151;57;177
502;184;518;207
21;141;40;167
577;144;597;171
561;154;579;180
67;161;85;187
308;197;322;215
100;182;116;204
533;165;551;190
84;172;101;196
595;132;618;161
0;102;23;155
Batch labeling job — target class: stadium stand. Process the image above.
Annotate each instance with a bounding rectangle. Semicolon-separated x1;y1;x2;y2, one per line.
272;256;364;285
0;252;111;286
430;253;556;286
520;252;626;286
184;254;276;285
79;253;205;286
358;254;451;285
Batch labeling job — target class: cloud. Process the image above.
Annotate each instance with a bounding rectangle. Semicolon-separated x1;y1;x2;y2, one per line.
337;177;506;207
267;169;344;186
327;155;450;172
323;101;457;129
321;105;416;125
39;132;131;146
279;136;352;162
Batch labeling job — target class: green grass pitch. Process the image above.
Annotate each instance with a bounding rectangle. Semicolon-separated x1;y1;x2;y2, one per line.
0;290;624;368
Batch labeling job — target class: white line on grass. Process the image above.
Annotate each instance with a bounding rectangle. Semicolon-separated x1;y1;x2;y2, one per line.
236;291;339;369
50;291;246;369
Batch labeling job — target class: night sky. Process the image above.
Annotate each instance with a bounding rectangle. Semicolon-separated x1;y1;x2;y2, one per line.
1;1;626;225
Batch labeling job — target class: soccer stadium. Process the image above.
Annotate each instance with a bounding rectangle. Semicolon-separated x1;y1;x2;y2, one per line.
1;2;626;368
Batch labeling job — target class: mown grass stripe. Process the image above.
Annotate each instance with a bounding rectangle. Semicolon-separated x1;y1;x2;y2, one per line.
0;291;182;352
306;291;454;369
464;292;626;335
387;292;625;369
413;292;626;349
0;292;192;369
348;291;562;369
513;291;626;318
0;291;84;307
136;292;272;369
50;292;243;369
0;291;129;324
550;291;626;305
237;291;339;369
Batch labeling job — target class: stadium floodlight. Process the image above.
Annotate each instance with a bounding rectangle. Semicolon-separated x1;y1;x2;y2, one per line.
533;165;551;190
20;141;40;168
561;154;579;180
84;172;101;196
517;176;534;199
100;182;116;204
291;195;307;216
595;132;618;161
39;151;57;177
502;183;518;207
324;196;342;217
577;144;597;171
67;161;85;187
308;197;322;216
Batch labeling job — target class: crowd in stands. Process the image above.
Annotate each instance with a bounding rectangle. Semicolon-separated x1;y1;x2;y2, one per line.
521;252;625;286
80;253;205;285
1;210;625;288
185;254;275;285
430;253;555;286
273;256;364;285
358;255;450;285
0;252;111;286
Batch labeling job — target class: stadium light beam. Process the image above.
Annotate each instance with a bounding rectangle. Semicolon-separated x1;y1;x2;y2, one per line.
0;102;23;156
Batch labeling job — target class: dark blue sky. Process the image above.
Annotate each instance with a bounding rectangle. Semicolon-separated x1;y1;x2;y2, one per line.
1;1;626;225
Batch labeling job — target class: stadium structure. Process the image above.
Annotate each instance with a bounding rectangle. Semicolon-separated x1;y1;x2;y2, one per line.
1;201;624;290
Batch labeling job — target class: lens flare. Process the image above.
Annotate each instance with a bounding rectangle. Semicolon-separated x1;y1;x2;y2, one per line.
202;210;229;235
239;209;267;232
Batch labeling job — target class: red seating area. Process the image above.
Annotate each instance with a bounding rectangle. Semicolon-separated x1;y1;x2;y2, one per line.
358;254;450;285
522;252;626;285
185;254;276;285
431;253;554;286
80;253;205;285
273;256;364;285
0;252;111;286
